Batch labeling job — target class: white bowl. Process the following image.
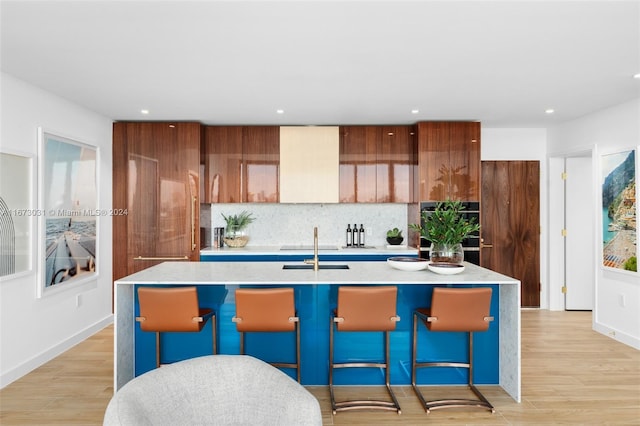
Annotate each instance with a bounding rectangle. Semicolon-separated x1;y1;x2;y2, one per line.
387;257;429;271
427;262;465;275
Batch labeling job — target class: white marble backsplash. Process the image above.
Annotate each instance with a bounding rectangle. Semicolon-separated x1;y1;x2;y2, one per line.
201;203;410;248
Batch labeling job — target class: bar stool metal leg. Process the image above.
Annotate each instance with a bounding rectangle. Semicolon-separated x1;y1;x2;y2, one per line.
412;305;495;414
329;287;402;414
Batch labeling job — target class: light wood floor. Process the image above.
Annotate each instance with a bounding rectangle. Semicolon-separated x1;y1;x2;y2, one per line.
1;310;638;425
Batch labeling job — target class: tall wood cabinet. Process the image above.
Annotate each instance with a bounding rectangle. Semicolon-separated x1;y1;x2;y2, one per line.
201;126;279;203
112;122;201;282
417;121;480;201
339;125;416;203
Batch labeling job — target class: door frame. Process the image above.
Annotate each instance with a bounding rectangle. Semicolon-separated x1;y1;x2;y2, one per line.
548;148;596;312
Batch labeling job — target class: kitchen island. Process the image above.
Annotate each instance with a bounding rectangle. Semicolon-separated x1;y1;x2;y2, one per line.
114;261;521;402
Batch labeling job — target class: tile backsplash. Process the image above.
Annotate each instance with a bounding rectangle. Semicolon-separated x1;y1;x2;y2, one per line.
201;203;410;248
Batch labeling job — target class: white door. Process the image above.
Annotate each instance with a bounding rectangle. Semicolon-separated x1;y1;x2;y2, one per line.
565;157;594;310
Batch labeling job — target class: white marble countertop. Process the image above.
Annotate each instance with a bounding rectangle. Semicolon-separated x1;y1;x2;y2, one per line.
200;245;419;256
115;260;519;285
200;245;418;256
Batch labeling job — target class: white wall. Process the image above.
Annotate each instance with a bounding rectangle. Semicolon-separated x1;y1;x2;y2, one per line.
0;73;114;387
548;98;640;349
481;128;549;308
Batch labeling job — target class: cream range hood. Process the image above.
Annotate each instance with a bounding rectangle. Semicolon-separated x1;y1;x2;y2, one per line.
279;126;340;203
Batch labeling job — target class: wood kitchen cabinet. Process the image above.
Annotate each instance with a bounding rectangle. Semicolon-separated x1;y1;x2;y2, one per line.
340;125;416;203
201;126;279;203
417;121;480;201
112;122;201;282
377;125;416;203
339;126;378;202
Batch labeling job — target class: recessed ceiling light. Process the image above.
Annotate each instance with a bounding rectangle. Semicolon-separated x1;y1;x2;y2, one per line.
276;109;284;114
545;109;555;114
141;109;149;115
633;73;640;79
411;109;419;114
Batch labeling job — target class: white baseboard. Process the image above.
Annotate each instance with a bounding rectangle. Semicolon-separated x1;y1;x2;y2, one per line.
594;321;640;350
0;315;114;389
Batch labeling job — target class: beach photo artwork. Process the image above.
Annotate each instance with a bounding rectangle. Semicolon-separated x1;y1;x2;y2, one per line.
601;149;637;272
41;133;97;292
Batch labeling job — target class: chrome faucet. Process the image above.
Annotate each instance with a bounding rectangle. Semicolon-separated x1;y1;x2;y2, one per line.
304;227;319;271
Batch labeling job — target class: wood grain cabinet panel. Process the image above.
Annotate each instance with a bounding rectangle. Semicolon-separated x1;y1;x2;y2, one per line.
339;126;378;203
242;126;279;203
202;126;279;203
113;122;200;282
340;125;416;203
377;125;416;203
417;121;480;201
202;126;243;203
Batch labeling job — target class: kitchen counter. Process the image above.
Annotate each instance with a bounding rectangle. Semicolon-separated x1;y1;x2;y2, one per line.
200;245;418;256
114;261;520;402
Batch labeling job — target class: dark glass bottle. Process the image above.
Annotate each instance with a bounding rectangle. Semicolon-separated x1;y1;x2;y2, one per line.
359;224;365;247
346;224;352;247
352;223;358;247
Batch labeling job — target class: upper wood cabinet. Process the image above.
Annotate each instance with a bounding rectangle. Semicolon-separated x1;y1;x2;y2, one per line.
417;121;480;201
340;125;416;203
112;122;201;282
280;126;340;203
377;125;416;203
339;126;378;203
202;126;279;203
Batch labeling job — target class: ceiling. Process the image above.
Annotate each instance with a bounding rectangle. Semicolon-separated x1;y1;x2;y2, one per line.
1;0;639;128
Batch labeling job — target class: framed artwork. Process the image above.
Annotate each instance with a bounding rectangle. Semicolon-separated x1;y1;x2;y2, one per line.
37;128;99;297
600;147;637;273
0;150;35;280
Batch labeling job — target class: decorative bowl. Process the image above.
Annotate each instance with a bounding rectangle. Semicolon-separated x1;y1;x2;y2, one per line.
427;262;465;275
387;257;429;271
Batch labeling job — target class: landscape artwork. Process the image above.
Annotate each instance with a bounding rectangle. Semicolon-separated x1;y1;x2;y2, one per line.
40;131;98;295
601;149;637;272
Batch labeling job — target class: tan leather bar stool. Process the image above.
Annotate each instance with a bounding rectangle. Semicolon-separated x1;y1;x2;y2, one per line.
136;286;216;369
329;286;401;415
411;286;495;413
232;288;300;382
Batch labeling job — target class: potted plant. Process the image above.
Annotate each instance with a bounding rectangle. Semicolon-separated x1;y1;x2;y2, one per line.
409;200;480;264
386;228;404;245
221;211;255;248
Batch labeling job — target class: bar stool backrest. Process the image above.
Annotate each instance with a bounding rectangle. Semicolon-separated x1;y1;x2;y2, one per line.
336;286;399;332
427;287;492;332
137;286;205;332
235;288;296;332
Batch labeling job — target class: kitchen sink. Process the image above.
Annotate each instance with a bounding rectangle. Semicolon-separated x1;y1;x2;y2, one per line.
282;264;350;270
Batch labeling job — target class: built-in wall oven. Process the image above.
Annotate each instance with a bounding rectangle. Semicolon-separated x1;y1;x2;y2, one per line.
418;201;481;265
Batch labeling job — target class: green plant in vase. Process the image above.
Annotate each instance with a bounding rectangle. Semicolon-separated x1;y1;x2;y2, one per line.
409;200;480;264
221;211;255;248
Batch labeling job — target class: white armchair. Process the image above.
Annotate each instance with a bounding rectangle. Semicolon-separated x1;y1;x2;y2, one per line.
104;355;322;426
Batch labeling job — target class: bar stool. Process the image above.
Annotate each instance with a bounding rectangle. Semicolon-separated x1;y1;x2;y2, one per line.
232;288;300;382
411;286;494;413
136;286;216;369
329;286;401;414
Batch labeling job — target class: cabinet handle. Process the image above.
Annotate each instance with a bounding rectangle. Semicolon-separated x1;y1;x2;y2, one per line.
191;196;197;250
481;243;494;248
134;256;189;261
